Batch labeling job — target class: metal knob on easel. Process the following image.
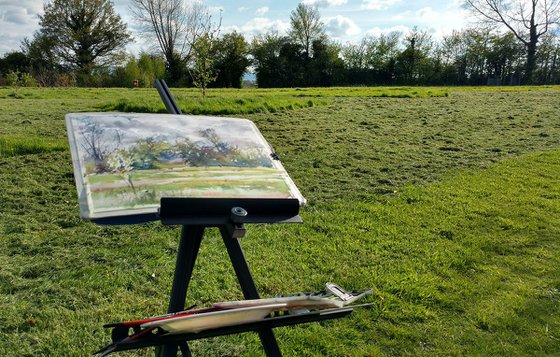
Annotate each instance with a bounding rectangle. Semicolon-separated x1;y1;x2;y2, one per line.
229;207;248;239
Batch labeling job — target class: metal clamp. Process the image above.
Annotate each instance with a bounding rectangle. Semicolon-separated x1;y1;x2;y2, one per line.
227;207;248;238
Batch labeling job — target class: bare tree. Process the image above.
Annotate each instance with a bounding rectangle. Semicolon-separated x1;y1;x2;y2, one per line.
78;120;123;166
130;0;217;83
289;3;325;58
464;0;560;83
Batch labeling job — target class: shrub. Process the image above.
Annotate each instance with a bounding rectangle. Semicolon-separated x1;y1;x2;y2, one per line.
5;71;19;86
5;71;38;88
21;72;37;87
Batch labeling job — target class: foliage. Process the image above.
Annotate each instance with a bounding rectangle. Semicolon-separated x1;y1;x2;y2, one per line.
2;0;559;88
534;33;560;84
4;71;19;87
21;33;67;87
251;34;345;87
250;23;559;87
111;53;166;88
395;28;434;84
251;33;291;88
341;32;400;85
289;3;326;58
212;32;251;88
0;87;560;356
131;0;218;86
0;51;30;75
5;0;560;88
37;0;131;83
464;0;560;83
137;53;166;87
5;71;37;93
190;34;219;97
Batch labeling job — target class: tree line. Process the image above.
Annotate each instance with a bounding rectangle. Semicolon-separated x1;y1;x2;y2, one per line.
0;0;559;90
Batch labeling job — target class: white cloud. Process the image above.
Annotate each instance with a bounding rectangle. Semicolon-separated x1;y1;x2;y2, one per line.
365;25;409;37
324;16;361;37
387;6;467;39
302;0;348;7
361;0;402;10
416;7;439;20
238;17;290;39
448;0;465;9
208;6;224;14
255;7;269;16
0;1;43;55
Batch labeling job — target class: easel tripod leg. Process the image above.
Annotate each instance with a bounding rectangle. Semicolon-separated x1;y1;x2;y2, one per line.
219;226;282;357
159;225;204;357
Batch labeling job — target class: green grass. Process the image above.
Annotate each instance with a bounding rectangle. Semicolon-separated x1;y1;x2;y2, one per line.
101;94;325;115
0;86;559;356
99;86;449;115
0;136;67;157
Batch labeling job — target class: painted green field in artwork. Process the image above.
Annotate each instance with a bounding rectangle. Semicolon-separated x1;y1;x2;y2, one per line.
87;167;292;212
0;86;559;356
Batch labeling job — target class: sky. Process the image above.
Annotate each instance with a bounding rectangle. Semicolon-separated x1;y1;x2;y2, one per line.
0;0;471;56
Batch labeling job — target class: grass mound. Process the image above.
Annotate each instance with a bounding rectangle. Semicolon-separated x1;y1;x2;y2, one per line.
0;136;67;157
289;86;449;97
101;95;326;115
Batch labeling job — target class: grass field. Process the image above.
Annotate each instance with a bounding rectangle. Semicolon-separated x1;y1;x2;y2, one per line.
0;86;559;356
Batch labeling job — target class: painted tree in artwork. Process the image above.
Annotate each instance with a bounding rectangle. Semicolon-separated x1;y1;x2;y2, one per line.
129;137;170;169
106;148;136;194
174;137;198;166
78;120;124;172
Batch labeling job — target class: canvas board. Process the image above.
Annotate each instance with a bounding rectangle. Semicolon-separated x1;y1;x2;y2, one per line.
66;112;306;219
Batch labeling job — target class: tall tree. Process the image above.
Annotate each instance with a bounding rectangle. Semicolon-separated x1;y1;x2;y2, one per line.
395;28;433;84
212;32;251;88
464;0;560;83
289;3;325;58
137;52;166;87
485;32;524;83
251;33;290;88
309;39;344;86
342;32;400;84
38;0;131;84
131;0;217;85
534;33;560;83
0;51;30;75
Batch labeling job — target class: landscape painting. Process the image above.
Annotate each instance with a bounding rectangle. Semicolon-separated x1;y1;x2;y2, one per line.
66;113;305;219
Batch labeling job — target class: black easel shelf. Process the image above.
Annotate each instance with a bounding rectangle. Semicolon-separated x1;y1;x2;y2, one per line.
102;307;354;355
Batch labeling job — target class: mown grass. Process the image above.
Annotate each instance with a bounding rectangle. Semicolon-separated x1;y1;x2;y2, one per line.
0;86;559;356
103;95;322;115
0;136;67;157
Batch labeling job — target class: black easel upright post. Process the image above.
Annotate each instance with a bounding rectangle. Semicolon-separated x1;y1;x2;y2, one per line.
155;80;282;357
220;225;282;356
158;225;204;357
